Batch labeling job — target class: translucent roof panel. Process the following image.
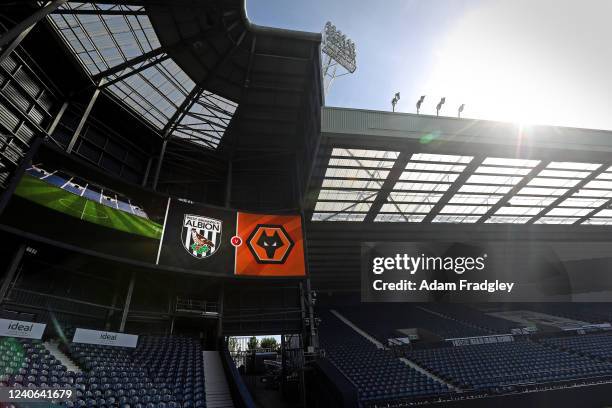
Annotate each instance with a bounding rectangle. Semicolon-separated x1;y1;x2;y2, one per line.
48;3;237;148
312;150;612;226
312;149;400;221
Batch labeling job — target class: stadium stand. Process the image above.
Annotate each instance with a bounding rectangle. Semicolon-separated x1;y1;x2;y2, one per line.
542;331;612;361
335;303;489;341
420;304;522;335
0;337;69;389
60;335;206;408
318;309;452;403
404;340;612;392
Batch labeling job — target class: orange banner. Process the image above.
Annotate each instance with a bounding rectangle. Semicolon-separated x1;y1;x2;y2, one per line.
234;212;305;276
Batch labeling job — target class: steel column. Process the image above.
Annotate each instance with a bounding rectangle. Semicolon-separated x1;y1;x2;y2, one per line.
67;79;105;153
47;101;68;135
151;139;167;191
119;272;136;332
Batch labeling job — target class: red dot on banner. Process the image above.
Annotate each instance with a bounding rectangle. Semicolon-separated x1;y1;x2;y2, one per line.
231;236;242;247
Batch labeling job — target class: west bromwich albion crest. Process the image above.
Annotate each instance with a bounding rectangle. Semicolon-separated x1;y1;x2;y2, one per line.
182;214;222;258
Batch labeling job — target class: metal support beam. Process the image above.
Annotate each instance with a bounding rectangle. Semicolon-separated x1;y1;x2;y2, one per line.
364;151;411;222
0;0;67;49
104;290;119;331
47;101;68;135
67;79;105;153
98;54;171;88
141;156;152;187
0;244;26;305
0;24;35;66
527;164;610;224
92;48;164;81
478;161;550;223
52;8;146;16
151;139;167;191
575;198;612;225
423;156;486;223
119;272;136;332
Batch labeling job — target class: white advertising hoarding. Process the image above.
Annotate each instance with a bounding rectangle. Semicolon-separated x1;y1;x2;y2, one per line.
0;318;46;339
72;328;138;348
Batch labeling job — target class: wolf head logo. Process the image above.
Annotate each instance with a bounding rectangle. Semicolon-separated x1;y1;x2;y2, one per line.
247;224;294;264
256;230;285;259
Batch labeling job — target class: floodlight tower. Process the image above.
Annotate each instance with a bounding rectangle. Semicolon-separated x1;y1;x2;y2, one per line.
321;22;357;97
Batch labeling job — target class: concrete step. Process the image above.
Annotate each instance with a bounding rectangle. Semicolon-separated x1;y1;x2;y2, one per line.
203;350;235;408
43;340;81;373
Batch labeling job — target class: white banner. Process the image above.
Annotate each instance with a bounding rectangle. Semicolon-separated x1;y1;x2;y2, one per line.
0;318;46;339
72;328;138;348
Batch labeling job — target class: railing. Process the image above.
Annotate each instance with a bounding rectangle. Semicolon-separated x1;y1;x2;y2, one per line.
174;297;218;315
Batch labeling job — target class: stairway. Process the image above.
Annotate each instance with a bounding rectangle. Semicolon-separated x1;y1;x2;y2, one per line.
43;340;81;373
330;309;386;349
203;350;235;408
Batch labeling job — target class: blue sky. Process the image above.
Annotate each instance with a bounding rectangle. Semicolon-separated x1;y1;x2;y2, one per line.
247;0;612;131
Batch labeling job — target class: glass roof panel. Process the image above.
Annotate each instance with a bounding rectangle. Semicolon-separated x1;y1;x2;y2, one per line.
410;153;473;163
405;162;466;172
475;166;532;175
482;158;539;167
573;189;612;198
467;175;524;185
433;215;481;223
387;192;443;202
48;3;237;148
312;213;366;222
329;158;395;168
393;182;450;192
440;205;490;214
545;208;591;217
313;151;612;225
317;190;378;201
558;198;607;207
535;217;579;224
459;185;512;194
528;178;580;188
325;168;389;179
375;214;425;222
485;216;531;224
321;179;383;189
509;196;556;206
448;194;502;205
398;172;459;182
495;206;542;216
590;209;612;217
547;162;601;170
585;180;612;189
380;203;433;213
314;202;372;212
583;217;612;225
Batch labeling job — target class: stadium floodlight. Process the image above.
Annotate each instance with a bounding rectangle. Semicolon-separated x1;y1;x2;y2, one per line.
321;22;357;96
391;92;400;112
458;104;465;118
436;97;446;116
416;95;426;114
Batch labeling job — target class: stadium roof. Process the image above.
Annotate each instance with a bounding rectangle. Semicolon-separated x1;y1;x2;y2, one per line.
45;1;322;152
308;107;612;226
305;107;612;291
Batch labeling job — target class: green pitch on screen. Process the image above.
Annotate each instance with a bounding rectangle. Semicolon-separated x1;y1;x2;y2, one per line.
14;174;163;240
